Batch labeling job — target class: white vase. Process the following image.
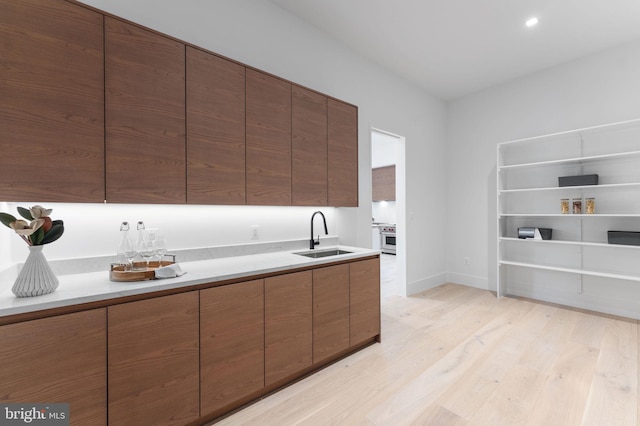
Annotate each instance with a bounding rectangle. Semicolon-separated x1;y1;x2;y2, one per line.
12;245;59;297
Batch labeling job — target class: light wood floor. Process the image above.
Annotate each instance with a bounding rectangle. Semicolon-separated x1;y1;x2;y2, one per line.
216;280;639;425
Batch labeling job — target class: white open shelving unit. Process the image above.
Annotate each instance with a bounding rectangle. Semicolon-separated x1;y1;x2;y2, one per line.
497;118;640;316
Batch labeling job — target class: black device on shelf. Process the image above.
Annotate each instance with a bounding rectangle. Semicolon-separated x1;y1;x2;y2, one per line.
518;227;552;240
558;174;599;187
608;231;640;246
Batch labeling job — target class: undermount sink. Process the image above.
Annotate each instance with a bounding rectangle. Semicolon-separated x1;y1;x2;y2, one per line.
295;249;352;258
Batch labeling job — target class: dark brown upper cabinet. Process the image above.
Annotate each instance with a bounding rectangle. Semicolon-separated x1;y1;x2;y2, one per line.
3;1;359;207
328;99;359;207
292;86;328;206
246;69;292;206
105;17;186;204
187;47;246;205
372;165;396;201
0;0;105;202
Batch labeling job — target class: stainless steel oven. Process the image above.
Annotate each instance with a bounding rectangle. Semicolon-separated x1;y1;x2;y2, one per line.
380;225;396;255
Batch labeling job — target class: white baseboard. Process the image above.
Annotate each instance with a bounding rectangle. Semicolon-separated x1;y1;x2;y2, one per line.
507;286;640;320
407;272;447;296
446;272;489;290
421;270;639;320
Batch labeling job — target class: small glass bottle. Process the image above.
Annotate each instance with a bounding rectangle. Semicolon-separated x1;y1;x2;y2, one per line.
572;198;583;214
560;199;570;214
586;197;596;214
116;222;130;266
117;222;136;271
133;221;146;270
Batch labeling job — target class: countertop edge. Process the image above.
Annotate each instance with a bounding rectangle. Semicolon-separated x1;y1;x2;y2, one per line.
0;246;379;320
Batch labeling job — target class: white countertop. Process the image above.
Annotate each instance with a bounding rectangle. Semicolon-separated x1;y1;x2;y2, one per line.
0;245;378;318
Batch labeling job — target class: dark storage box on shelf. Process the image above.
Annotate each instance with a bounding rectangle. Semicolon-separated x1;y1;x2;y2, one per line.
518;227;552;240
558;174;599;187
607;231;640;246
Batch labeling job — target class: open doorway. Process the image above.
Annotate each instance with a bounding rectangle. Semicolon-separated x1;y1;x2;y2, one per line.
371;129;406;298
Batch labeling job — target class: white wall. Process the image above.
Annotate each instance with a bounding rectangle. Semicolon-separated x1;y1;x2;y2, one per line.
2;203;338;263
372;132;398;168
372;202;396;224
446;38;640;313
1;0;447;293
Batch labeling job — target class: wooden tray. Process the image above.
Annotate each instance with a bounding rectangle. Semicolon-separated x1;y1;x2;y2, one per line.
110;257;176;282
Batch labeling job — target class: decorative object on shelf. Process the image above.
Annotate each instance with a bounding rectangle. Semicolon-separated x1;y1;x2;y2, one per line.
572;198;583;214
518;227;552;240
0;205;65;297
558;174;599;187
608;231;640;246
560;198;570;214
585;198;596;214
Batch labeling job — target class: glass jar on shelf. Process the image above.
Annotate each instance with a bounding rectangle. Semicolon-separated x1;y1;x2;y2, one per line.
572;198;583;214
585;197;596;214
560;198;570;214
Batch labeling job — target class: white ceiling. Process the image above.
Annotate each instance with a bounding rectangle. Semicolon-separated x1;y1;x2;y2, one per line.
269;0;640;100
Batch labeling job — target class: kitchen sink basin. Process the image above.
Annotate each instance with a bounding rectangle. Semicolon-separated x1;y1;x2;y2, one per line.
294;249;352;258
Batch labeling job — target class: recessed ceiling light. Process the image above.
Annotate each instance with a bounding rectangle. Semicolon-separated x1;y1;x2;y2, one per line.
525;17;539;28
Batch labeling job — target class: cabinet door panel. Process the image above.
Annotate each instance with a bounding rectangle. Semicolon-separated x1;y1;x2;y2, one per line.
200;280;264;415
105;17;186;204
0;0;104;202
246;69;292;205
372;165;396;201
108;292;199;426
0;309;107;425
328;99;358;207
292;86;328;206
265;271;312;385
313;264;349;363
350;258;381;345
187;48;246;204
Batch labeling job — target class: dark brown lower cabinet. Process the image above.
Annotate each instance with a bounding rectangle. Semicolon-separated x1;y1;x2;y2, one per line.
265;271;313;386
313;264;350;363
107;292;199;426
200;279;265;416
0;309;107;426
0;255;379;425
350;258;381;346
